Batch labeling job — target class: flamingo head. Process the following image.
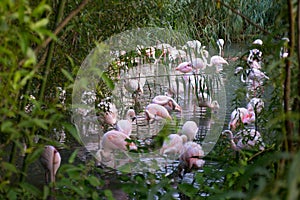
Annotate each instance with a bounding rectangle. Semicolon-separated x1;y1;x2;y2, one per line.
168;100;182;112
175;62;193;73
222;130;234;139
189;158;205;169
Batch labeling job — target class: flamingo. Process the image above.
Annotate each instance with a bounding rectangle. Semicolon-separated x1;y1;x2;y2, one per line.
99;130;137;162
181;121;199;141
152;95;182;112
179;141;205;175
97;101;118;126
247;98;264;114
247;39;263;66
189;57;206;71
234;66;244;75
247;68;269;81
160;134;188;155
116;109;136;136
280;37;289;58
145;103;172;121
236;67;269;87
124;74;146;95
168;47;187;62
175;61;193;73
182;40;202;54
40;145;61;184
229;107;255;131
253;39;263;45
249;60;262;69
202;53;228;72
222;129;265;151
217;38;225;56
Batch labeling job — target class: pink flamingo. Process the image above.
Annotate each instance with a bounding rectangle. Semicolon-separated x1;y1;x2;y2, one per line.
179;141;205;175
98;102;118;126
229;107;255;131
99;130;137;162
116;109;136;136
160;134;188;155
201;54;228;72
190;57;206;71
175;61;193;73
247;98;264;114
152;95;182;112
181;121;199;141
222;129;265;151
40;145;61;184
145;103;172;121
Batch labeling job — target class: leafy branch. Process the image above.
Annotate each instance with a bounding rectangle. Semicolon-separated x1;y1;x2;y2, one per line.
18;0;90;68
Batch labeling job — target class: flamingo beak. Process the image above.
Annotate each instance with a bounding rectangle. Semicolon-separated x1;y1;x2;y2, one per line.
132;116;137;122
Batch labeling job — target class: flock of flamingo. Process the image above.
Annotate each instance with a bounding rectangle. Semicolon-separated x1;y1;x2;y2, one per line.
92;38;234;174
39;36;290;184
221;39;271;152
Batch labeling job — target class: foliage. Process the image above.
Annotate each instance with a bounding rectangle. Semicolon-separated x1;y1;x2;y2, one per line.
0;0;299;199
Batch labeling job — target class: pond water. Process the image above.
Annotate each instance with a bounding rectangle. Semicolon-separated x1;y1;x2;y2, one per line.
29;42;271;198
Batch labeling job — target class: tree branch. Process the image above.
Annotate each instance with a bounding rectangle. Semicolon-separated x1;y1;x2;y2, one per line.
217;0;271;35
18;0;90;67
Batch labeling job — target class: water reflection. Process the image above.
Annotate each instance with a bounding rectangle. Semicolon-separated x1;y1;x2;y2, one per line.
75;59;227;173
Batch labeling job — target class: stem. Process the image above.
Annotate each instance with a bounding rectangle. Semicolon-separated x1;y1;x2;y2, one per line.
283;0;294;153
297;0;300;147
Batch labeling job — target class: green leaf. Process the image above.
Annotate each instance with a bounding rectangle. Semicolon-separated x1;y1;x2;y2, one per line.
61;68;74;82
20;182;42;198
32;118;49;130
68;149;78;164
20;69;35;85
1;121;15;133
178;183;198;198
32;2;51;18
92;191;100;200
101;72;115;90
26;147;44;164
7;189;18;200
87;176;101;187
42;185;50;200
2;162;18;173
287;152;300;200
104;190;114;200
30;18;49;30
62;122;82;144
